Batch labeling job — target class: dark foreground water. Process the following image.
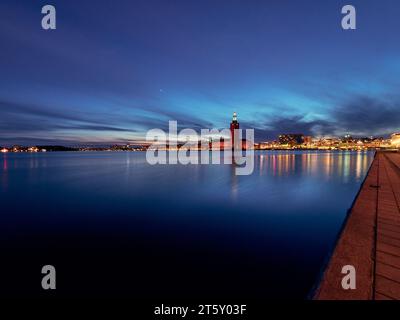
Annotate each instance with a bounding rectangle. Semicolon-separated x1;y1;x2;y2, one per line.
0;151;374;298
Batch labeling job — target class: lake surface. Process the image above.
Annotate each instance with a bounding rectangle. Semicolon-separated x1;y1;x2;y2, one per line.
0;151;374;298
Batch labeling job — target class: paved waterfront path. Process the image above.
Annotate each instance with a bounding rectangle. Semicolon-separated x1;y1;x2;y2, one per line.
315;152;400;300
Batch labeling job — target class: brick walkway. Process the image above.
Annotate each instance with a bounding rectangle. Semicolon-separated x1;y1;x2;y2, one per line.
314;152;400;300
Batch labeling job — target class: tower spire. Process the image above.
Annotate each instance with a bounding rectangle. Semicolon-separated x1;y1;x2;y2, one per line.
232;112;237;123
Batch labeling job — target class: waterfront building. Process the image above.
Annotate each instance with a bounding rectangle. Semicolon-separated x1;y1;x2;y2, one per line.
278;134;305;146
303;136;312;146
392;133;400;148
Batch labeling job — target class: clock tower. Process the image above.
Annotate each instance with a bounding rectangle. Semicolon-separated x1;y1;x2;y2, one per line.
230;112;240;149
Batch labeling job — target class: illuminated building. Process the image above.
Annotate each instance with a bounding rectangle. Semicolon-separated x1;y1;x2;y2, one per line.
392;133;400;148
12;145;22;152
278;134;305;146
230;112;240;149
303;136;312;145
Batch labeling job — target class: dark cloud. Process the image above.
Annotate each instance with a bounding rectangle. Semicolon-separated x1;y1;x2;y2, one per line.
245;96;400;141
0;99;93;123
54;124;138;132
332;96;400;136
0;100;138;136
0;98;215;145
2;93;400;145
0;136;81;146
243;116;335;141
0;119;137;134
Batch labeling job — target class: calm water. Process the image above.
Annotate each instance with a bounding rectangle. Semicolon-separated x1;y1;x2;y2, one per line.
0;151;374;298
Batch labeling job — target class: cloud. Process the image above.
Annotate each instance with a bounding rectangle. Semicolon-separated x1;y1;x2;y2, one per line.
0;100;138;134
245;95;400;141
2;92;400;145
124;103;215;129
242;115;335;141
54;124;138;132
0;99;93;124
332;96;400;136
0;98;216;145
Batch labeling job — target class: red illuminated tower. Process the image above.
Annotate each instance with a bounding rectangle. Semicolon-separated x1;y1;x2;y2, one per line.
230;112;239;149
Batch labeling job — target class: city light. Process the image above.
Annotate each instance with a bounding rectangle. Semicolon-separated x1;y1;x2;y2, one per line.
392;133;400;148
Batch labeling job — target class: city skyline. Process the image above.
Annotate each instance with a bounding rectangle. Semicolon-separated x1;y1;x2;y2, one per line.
1;0;400;145
2;129;399;150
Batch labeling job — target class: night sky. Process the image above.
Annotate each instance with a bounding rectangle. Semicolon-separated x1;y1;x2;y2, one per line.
1;0;400;145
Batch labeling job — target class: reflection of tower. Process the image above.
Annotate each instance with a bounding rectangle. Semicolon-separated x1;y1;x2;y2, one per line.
230;112;239;149
230;157;238;200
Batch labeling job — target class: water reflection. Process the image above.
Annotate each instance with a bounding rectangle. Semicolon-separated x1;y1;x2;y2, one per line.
1;151;373;196
2;154;7;171
253;151;371;183
0;150;375;299
1;154;8;191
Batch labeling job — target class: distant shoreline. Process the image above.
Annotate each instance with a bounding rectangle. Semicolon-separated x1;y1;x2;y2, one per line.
1;147;397;153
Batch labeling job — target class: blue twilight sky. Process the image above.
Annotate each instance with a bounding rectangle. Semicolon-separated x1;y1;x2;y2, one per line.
1;0;400;145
